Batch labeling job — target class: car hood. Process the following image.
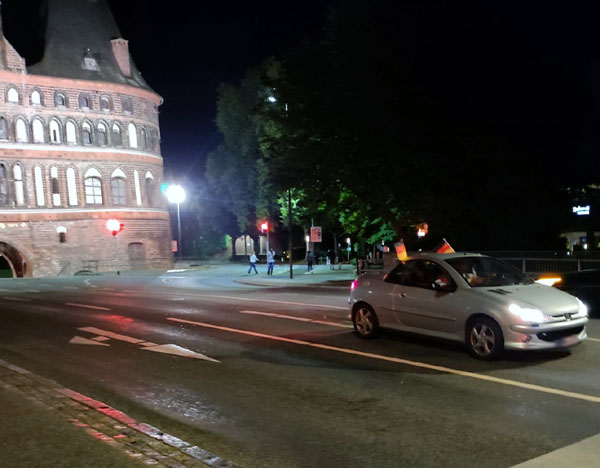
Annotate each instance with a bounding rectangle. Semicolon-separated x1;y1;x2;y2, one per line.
474;284;580;316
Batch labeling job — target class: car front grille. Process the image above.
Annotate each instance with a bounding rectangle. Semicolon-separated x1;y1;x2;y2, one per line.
537;326;584;342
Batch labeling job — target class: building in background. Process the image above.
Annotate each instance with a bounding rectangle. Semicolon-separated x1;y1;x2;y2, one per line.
0;0;172;277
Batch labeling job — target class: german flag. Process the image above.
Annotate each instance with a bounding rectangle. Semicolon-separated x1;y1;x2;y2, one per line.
436;239;455;254
394;240;408;262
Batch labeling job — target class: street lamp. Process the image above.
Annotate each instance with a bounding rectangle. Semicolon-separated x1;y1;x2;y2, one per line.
346;237;351;262
166;184;186;259
261;221;270;253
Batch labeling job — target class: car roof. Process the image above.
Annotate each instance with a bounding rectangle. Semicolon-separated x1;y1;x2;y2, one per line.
406;252;487;262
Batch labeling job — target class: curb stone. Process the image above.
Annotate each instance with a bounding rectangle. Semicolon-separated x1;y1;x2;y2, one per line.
0;358;240;468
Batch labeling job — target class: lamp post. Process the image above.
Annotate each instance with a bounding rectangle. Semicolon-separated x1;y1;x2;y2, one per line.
346;237;351;262
261;221;270;253
166;184;186;259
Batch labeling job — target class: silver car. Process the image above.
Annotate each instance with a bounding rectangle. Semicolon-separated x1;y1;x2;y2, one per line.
349;252;588;359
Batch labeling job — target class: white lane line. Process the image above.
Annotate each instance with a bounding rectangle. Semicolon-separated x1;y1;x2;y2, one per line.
181;293;347;310
510;433;600;467
0;289;39;293
66;303;111;311
239;310;351;328
78;326;144;344
168;317;600;404
2;296;32;302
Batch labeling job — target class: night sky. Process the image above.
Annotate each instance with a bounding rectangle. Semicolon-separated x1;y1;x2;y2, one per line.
2;1;600;185
105;0;327;179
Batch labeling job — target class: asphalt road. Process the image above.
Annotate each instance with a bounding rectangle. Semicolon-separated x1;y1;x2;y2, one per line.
0;267;599;468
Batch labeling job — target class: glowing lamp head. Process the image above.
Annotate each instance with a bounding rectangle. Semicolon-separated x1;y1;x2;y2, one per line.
261;222;269;232
106;219;123;236
165;184;186;204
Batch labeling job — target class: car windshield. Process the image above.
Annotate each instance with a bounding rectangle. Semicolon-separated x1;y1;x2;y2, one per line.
445;256;533;287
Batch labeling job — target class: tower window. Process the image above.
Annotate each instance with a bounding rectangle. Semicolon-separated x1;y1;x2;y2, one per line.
7;88;19;104
32;119;45;143
31;90;42;106
82;122;92;145
84;176;103;205
49;120;61;143
54;92;67;107
0;164;8;206
111;177;126;205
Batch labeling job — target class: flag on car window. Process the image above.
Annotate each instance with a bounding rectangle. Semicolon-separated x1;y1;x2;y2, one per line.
436;238;455;254
394;240;408;261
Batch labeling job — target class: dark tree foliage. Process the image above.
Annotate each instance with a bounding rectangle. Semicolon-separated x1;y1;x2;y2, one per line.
256;0;572;250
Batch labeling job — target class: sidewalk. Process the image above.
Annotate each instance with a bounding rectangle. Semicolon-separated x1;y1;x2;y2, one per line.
0;359;236;468
233;263;357;288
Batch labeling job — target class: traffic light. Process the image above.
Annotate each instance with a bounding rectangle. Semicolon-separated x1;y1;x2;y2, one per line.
106;219;124;236
261;221;269;232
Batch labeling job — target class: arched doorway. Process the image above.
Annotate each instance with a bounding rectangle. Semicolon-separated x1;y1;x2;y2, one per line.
0;242;29;278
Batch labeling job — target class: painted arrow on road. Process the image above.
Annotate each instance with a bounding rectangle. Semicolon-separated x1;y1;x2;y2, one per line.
70;326;219;362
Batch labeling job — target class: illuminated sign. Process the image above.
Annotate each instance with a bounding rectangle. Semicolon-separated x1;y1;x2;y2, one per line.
310;226;322;243
572;205;590;216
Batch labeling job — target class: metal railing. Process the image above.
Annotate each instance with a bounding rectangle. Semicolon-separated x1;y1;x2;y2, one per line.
500;258;600;275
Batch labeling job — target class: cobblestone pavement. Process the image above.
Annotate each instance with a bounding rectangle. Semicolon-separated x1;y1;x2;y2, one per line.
0;358;239;468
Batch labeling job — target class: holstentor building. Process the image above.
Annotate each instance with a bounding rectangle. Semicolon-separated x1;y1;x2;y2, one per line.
0;0;172;277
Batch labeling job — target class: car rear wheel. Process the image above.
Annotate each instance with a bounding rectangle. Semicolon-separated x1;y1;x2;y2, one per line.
466;316;504;360
353;303;380;339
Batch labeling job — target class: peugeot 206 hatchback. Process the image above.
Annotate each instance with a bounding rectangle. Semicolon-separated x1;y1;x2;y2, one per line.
349;252;588;360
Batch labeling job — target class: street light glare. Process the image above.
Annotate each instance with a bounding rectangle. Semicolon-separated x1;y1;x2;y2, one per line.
166;184;186;204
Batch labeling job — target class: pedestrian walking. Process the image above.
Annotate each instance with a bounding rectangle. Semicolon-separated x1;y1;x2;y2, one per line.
307;250;314;273
248;251;258;274
267;248;275;275
328;249;336;270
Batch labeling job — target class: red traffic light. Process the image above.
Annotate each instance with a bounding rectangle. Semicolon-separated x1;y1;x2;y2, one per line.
261;221;269;232
106;219;124;236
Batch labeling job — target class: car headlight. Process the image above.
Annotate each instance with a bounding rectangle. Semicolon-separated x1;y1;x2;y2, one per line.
576;298;588;317
508;304;549;323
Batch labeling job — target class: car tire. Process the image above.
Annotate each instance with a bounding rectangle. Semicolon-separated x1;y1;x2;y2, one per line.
353;303;380;339
466;316;504;360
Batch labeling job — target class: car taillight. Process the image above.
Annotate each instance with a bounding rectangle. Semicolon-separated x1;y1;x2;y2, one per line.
350;280;358;291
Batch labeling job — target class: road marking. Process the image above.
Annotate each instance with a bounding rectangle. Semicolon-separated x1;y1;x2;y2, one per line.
239;310;351;328
62;286;78;290
76;327;218;362
70;336;110;346
79;327;144;344
181;293;347;310
510;433;600;467
66;303;111;311
142;344;219;362
587;337;600;343
168;317;600;404
2;296;32;302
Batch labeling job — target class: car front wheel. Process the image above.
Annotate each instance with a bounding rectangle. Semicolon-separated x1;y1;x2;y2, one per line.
466;316;504;360
353;303;380;339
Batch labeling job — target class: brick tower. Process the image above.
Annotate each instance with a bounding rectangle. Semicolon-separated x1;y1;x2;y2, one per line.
0;0;172;277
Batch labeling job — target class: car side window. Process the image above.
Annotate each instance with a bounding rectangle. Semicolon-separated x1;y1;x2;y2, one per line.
384;263;406;285
402;260;454;291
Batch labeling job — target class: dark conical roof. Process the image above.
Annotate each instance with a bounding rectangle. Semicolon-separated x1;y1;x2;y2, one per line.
28;0;152;91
